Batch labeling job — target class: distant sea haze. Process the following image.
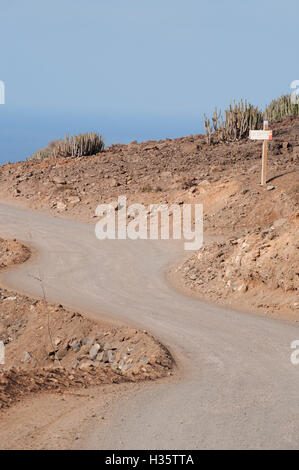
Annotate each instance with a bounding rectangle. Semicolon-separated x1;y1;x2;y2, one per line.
0;108;203;165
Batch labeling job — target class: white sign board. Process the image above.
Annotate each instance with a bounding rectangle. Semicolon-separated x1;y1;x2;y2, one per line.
249;130;273;141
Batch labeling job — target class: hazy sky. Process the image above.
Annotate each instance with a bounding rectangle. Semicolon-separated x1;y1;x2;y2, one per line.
0;0;298;163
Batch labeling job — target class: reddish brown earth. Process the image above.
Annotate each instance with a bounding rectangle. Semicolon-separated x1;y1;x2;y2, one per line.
0;117;297;222
0;245;173;411
174;217;298;317
0;116;298;318
0;238;30;270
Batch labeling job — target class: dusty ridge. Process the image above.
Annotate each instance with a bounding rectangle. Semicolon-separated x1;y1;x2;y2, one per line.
0;242;173;410
0;117;298;223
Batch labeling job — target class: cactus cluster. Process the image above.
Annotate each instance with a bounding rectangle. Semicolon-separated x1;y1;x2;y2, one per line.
28;148;53;160
264;94;299;122
204;100;263;144
204;94;299;145
221;100;263;141
28;132;104;160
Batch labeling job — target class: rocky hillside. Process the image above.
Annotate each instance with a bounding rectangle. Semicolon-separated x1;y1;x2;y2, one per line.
0;116;298;319
0;285;173;410
0;242;173;410
0;117;297;223
176;217;298;316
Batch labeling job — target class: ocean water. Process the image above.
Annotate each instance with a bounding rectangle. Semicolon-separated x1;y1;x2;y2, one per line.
0;108;203;165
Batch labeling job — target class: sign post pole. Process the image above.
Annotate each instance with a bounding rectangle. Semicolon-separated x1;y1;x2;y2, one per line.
261;121;269;186
249;121;272;186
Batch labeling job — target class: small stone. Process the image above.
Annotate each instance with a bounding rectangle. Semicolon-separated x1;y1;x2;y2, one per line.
83;337;93;347
110;200;120;211
237;283;248;293
57;346;68;360
53;176;66;185
70;339;82;353
103;341;119;351
109;178;119;188
21;352;31;363
141;357;149;365
67;196;81;205
107;350;115;363
96;351;105;362
56;201;67;211
79;360;94;370
89;343;101;360
272;218;288;229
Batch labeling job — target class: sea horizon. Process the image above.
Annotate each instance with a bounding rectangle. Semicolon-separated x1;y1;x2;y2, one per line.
0;107;204;165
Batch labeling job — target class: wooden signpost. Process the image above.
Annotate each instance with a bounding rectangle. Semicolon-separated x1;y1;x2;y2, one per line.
249;121;273;186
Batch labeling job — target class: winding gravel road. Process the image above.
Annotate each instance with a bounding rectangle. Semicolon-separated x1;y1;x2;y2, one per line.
1;202;299;449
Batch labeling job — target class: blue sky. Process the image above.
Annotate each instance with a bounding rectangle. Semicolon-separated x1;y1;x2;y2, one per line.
0;0;298;163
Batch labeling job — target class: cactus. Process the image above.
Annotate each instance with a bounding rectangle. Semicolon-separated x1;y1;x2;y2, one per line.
204;114;213;145
264;94;299;122
203;94;299;145
28;132;105;160
203;99;263;144
212;107;221;131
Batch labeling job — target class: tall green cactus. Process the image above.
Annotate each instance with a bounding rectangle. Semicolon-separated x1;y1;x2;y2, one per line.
205;99;263;144
204;114;213;145
28;132;105;160
264;94;299;122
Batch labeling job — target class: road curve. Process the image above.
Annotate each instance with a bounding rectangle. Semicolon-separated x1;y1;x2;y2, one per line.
1;202;299;450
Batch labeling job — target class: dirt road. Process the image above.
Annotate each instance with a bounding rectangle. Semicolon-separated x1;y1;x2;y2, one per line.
1;202;299;449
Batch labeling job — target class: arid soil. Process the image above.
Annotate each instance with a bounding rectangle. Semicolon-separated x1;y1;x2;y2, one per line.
0;244;173;411
0;117;297;221
0;238;30;270
174;217;298;317
0;116;298;318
